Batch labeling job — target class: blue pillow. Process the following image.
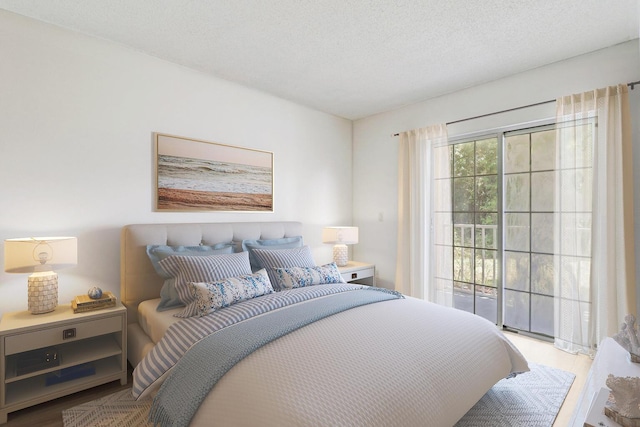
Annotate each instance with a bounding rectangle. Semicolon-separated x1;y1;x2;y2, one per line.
146;244;234;311
241;236;303;271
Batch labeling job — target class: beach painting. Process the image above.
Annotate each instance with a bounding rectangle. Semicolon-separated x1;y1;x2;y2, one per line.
155;133;273;211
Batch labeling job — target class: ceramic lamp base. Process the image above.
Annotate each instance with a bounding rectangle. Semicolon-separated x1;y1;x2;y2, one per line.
333;244;349;267
28;271;58;314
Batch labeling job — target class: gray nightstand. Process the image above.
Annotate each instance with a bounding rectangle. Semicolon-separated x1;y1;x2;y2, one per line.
338;261;375;286
0;304;127;423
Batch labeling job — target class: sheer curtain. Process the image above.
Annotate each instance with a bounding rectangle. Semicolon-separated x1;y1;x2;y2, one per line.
554;84;636;355
395;124;453;304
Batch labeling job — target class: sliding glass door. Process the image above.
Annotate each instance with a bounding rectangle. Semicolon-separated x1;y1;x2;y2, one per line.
451;137;499;324
450;124;562;337
502;126;556;336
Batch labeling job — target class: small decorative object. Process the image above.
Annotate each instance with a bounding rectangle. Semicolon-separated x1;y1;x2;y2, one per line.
604;374;640;426
87;286;103;299
15;347;60;376
613;314;640;363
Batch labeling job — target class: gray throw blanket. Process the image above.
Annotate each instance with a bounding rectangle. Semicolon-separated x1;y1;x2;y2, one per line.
149;287;402;427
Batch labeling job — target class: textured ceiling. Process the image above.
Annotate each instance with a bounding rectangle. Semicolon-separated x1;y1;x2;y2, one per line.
1;0;638;120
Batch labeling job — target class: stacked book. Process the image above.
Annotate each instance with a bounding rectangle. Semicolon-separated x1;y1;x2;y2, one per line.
72;291;116;313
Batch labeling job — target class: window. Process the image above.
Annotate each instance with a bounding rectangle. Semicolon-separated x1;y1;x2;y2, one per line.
449;121;593;337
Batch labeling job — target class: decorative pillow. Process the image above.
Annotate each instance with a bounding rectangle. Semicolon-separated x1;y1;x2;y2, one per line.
146;244;235;311
241;236;303;271
158;251;252;317
251;246;316;290
272;263;346;289
147;244;235;277
157;278;181;311
186;269;274;317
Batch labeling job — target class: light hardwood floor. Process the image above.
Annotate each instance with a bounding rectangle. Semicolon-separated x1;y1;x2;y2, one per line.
4;335;590;426
505;331;593;427
4;366;133;427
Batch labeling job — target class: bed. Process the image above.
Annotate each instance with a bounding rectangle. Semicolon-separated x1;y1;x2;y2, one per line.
121;221;528;426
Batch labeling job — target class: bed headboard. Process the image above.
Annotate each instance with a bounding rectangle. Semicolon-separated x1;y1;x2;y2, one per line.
120;221;303;323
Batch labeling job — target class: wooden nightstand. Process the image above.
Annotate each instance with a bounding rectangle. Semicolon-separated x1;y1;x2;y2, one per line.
338;261;376;286
0;304;127;423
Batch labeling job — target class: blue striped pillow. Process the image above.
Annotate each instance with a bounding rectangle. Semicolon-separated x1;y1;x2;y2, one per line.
252;246;316;290
158;251;252;317
146;244;235;311
241;236;303;272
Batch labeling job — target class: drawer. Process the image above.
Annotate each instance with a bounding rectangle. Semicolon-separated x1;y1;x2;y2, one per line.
342;267;375;282
4;315;122;355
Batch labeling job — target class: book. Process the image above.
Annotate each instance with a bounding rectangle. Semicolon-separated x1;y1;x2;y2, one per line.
72;291;117;313
584;387;622;427
45;363;95;386
72;300;116;313
604;392;640;427
73;291;116;308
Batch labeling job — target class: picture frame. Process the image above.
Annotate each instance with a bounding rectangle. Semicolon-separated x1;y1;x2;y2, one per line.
155;133;274;212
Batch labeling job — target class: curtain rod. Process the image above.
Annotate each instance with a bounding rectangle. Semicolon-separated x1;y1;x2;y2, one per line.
392;80;640;137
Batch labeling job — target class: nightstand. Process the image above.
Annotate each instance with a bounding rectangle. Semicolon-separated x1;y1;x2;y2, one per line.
570;337;638;426
0;304;127;423
338;261;376;286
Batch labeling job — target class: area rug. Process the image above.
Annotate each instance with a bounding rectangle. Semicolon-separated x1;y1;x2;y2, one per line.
63;363;574;427
62;389;152;427
456;363;575;426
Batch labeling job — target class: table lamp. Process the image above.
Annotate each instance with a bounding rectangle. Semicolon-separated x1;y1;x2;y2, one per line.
4;236;77;314
322;226;358;267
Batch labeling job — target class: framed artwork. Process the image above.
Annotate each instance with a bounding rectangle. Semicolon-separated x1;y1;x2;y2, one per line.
155;133;274;212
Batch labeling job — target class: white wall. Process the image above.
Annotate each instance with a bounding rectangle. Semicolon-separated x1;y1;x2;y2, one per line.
0;11;353;314
353;40;640;301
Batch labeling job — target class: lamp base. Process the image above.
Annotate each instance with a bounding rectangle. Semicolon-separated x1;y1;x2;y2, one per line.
333;244;349;267
28;271;58;314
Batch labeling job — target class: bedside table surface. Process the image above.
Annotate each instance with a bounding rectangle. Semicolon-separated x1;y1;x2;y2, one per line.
0;304;125;333
338;261;374;273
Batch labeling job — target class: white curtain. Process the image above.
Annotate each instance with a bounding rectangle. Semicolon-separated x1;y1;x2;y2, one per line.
395;124;453;304
554;84;636;355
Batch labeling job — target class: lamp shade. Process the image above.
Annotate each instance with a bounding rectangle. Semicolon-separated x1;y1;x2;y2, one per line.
4;237;77;273
322;227;359;245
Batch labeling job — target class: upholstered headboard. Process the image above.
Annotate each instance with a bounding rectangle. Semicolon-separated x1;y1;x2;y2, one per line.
120;221;303;324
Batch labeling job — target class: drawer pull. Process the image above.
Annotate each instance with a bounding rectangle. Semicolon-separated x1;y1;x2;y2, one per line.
63;328;76;339
351;273;358;279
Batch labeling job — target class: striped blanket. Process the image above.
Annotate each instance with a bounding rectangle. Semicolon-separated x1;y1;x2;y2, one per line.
132;283;370;398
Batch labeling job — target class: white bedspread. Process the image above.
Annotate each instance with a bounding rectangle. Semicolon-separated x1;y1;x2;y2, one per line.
182;296;528;426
